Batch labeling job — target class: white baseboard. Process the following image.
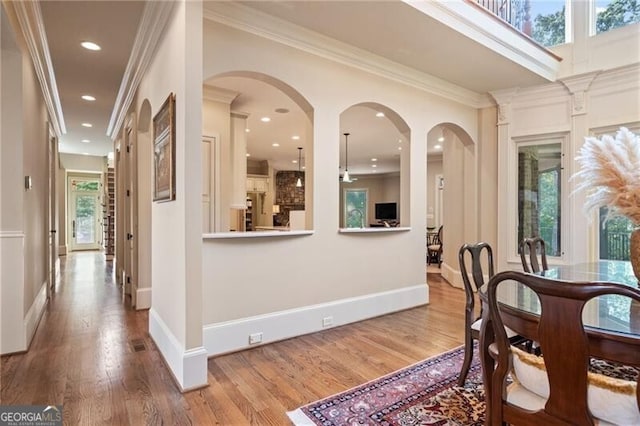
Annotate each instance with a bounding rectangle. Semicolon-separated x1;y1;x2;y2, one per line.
24;281;48;348
203;283;429;357
149;308;208;392
136;287;151;310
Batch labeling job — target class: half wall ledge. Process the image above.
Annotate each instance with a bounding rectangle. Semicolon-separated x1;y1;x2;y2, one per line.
338;227;411;234
203;230;314;239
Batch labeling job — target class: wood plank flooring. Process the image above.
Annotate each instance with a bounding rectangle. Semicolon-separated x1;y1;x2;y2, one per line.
1;252;466;425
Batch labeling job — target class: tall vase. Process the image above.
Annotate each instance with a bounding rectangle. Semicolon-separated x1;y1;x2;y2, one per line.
631;228;640;283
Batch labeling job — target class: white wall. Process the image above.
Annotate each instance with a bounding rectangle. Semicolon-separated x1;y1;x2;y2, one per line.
135;0;206;390
59;153;105;172
1;8;49;354
426;156;443;228
201;18;479;355
338;174;400;226
493;64;640;271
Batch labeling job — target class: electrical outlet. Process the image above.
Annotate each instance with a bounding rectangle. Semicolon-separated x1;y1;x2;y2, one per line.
249;332;263;345
322;316;333;327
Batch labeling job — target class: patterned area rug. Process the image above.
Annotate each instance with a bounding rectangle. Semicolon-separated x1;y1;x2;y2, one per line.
288;345;484;426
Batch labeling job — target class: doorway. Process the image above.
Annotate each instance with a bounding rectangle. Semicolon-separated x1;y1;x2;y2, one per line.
68;175;102;251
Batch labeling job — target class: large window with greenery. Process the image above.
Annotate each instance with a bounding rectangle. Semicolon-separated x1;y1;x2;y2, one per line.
529;1;567;47
599;208;635;260
517;142;562;257
344;189;368;228
595;0;640;34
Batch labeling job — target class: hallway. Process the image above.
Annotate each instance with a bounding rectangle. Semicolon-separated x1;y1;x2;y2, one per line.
0;252;187;424
1;253;465;425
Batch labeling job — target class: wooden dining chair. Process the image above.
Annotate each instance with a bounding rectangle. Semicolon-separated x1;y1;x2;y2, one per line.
427;225;443;267
483;270;640;426
457;243;520;386
519;236;548;273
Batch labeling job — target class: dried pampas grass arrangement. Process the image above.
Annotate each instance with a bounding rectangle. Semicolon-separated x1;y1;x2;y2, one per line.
573;127;640;226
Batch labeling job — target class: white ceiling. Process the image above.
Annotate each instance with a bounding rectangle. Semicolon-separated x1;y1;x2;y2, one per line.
39;0;145;157
38;0;555;172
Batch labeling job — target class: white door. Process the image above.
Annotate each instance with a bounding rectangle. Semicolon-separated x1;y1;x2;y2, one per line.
68;177;102;251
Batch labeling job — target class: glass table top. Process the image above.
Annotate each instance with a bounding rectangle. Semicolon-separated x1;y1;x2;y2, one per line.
495;261;640;335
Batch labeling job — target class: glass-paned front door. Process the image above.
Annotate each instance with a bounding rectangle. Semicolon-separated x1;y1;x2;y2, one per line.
69;176;102;251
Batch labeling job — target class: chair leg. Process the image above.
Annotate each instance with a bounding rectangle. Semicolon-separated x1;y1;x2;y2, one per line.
457;334;474;386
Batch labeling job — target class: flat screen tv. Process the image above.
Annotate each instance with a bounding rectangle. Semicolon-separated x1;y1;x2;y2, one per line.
375;202;397;221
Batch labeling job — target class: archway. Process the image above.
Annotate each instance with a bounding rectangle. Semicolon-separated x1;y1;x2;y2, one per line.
338;103;410;229
426;123;476;287
203;71;314;232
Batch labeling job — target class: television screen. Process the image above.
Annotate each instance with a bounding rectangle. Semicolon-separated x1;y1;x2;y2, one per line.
375;202;397;221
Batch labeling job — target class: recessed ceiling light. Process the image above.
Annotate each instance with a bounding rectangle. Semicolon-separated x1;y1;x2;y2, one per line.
81;123;92;127
398;147;402;150
292;160;298;164
81;139;90;143
292;135;300;140
246;153;251;157
371;158;377;162
260;117;271;122
81;41;101;51
376;112;385;118
434;144;442;150
372;164;377;168
82;152;90;155
272;143;280;147
302;166;306;170
438;136;445;142
245;128;250;133
398;139;402;143
81;95;96;101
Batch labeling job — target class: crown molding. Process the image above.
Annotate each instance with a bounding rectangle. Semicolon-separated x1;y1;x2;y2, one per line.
203;2;488;109
5;0;65;137
203;85;238;104
107;1;177;139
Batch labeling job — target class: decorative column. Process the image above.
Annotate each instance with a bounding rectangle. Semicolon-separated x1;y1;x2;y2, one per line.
561;72;599;263
230;112;248;209
490;88;519;271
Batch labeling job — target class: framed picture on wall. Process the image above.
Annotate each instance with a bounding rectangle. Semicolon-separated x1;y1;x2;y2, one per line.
153;93;176;202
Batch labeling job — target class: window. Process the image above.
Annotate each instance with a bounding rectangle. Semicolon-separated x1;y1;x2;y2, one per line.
528;0;568;47
517;142;562;257
344;189;368;228
599;207;634;260
594;0;640;35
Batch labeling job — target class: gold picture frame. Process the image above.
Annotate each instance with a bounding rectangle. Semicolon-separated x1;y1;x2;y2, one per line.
153;93;176;202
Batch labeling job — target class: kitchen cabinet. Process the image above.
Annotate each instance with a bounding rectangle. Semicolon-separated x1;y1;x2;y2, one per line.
247;175;268;193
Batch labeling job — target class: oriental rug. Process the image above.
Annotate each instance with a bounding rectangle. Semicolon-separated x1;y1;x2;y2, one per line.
287;345;485;426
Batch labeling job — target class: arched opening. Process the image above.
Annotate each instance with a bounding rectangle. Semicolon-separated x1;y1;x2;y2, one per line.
203;71;314;232
426;123;476;281
339;103;410;229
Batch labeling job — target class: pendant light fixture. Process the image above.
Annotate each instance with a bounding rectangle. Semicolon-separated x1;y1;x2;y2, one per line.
342;132;351;183
296;147;303;187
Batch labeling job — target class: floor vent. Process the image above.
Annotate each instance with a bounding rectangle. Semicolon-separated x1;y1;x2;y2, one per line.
131;339;146;352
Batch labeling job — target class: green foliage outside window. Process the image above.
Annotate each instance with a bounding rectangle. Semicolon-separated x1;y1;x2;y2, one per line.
532;6;566;47
345;190;367;228
530;0;639;47
596;0;640;33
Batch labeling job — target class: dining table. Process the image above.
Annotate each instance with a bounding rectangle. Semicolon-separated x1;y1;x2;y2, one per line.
478;260;640;413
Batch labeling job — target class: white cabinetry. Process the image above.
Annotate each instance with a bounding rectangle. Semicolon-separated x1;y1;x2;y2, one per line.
247;175;268;193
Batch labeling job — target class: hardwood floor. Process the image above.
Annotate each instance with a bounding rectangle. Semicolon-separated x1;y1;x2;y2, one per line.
1;252;466;425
